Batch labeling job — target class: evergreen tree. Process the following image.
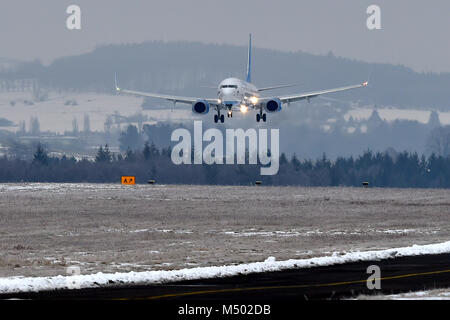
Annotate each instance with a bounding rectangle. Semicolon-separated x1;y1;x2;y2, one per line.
280;153;288;165
33;143;48;165
95;144;112;162
291;154;300;171
143;141;151;160
125;148;135;162
119;125;144;151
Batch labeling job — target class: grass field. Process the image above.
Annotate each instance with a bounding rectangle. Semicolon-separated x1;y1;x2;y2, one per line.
0;183;449;277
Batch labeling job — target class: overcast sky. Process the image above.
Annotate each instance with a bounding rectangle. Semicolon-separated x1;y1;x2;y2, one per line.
1;0;449;73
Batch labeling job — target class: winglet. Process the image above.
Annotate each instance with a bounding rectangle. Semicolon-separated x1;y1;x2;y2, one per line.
363;71;372;87
114;72;120;91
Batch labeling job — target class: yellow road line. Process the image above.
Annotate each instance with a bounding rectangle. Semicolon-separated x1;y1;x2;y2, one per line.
130;268;450;300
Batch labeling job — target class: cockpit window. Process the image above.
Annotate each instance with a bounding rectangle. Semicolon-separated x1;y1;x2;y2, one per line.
220;85;238;89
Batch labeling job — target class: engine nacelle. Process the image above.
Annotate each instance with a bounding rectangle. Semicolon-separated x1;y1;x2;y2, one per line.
192;100;210;114
263;98;282;112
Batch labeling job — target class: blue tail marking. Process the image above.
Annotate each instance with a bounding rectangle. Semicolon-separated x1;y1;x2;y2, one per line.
246;34;252;83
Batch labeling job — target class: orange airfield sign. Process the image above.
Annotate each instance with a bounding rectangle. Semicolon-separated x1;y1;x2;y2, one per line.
121;176;135;185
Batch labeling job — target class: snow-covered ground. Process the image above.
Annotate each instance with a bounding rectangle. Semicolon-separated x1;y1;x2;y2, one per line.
1;184;448;279
356;288;450;300
0;240;449;294
344;107;450;125
1;91;449;134
0;92;191;133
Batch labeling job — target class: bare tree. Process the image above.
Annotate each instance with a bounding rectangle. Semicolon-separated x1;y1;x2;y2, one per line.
83;114;91;134
426;126;450;157
18;120;26;136
104;115;113;134
29;116;40;136
72;117;79;136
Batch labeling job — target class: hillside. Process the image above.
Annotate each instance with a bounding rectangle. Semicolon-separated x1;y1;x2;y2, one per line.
2;41;450;110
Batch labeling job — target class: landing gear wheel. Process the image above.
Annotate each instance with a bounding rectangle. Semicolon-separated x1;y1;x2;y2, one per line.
256;114;261;122
214;115;218;123
262;113;267;122
220;114;225;123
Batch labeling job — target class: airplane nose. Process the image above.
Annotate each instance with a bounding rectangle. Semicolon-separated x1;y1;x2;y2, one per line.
221;88;234;95
221;94;238;105
221;93;233;100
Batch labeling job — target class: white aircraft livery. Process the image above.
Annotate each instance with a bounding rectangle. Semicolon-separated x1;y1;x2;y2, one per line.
115;35;368;123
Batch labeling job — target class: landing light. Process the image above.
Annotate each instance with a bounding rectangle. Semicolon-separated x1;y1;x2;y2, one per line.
240;105;248;113
250;96;259;105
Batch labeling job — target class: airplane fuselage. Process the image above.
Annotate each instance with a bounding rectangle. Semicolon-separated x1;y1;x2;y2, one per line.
217;77;259;109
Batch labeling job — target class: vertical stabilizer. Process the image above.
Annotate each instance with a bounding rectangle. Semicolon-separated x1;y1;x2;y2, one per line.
246;34;252;83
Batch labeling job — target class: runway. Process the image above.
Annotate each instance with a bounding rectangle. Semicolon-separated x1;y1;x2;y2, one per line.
2;253;450;300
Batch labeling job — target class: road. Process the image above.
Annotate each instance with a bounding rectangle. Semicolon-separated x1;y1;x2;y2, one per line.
2;253;450;300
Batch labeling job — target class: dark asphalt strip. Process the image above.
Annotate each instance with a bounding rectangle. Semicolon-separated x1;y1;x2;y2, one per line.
1;253;450;300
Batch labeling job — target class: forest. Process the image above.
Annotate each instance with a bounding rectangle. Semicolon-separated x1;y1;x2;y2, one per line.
0;142;449;188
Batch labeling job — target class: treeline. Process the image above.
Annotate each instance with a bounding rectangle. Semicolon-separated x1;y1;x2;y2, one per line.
0;143;449;188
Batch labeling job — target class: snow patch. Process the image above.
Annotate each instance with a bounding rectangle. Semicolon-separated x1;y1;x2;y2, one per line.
1;240;450;294
344;107;450;125
222;228;438;238
356;288;450;300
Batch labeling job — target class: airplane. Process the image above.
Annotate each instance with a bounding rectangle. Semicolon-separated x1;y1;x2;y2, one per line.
115;34;368;123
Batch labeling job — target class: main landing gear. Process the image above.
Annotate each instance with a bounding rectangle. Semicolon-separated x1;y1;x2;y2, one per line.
214;113;224;123
256;112;267;122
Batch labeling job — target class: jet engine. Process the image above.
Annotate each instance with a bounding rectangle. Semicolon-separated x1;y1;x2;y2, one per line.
263;98;282;112
192;100;210;114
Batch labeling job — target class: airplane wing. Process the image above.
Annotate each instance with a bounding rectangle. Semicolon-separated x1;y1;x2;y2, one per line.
115;76;220;106
257;84;300;92
116;87;220;106
264;81;368;104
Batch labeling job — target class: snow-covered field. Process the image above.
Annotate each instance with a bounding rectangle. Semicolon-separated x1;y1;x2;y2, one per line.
1;241;450;294
0;92;191;133
0;183;449;281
